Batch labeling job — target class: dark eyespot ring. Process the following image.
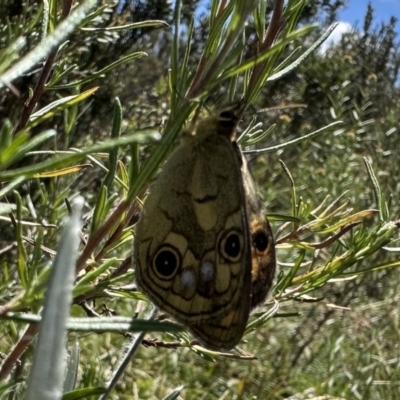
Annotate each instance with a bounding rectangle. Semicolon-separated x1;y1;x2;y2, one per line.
253;230;269;253
152;245;181;279
219;229;243;261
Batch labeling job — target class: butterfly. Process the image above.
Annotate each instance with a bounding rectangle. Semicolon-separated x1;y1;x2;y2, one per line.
134;104;276;350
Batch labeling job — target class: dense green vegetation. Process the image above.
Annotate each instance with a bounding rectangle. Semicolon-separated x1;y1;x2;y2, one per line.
0;0;399;399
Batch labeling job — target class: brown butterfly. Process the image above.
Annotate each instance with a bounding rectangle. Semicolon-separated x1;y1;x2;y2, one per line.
134;104;276;350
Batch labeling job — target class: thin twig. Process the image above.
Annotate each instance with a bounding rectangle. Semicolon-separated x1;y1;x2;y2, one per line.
14;0;74;134
247;0;285;93
0;324;39;380
75;199;130;274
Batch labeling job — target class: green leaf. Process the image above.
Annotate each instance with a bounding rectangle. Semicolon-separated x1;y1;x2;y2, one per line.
25;198;83;400
26;88;98;130
62;387;106;400
0;131;161;180
0;130;56;170
48;53;147;89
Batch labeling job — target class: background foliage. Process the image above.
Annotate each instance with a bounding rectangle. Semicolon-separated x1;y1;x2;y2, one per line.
0;0;400;399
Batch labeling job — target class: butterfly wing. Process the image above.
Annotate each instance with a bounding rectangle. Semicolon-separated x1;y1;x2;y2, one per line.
189;147;277;350
135;131;252;350
241;155;276;308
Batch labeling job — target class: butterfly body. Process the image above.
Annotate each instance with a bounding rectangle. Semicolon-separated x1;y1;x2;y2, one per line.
135;107;276;350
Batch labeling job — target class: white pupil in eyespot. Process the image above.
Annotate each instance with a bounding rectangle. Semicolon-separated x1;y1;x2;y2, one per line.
180;269;195;288
201;261;214;282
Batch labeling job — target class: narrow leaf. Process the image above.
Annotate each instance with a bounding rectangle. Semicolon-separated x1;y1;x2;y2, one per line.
25;197;83;400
